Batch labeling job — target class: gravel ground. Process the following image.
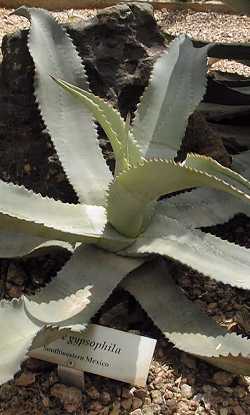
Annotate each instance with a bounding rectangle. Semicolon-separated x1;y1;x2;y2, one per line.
1;257;250;415
155;9;250;44
1;6;250;76
0;8;97;44
0;5;250;415
1;6;250;44
155;9;250;76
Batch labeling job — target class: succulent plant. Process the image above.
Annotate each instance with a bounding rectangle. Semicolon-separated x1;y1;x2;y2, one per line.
0;6;250;385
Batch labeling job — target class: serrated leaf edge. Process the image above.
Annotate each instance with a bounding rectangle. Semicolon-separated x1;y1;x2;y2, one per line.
0;180;107;239
135;225;250;290
18;6;110;204
107;157;250;202
123;286;250;359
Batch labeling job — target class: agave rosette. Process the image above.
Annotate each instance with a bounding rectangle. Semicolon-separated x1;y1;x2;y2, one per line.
0;6;250;384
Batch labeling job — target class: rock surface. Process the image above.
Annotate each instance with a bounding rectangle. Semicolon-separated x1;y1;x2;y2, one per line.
50;383;83;413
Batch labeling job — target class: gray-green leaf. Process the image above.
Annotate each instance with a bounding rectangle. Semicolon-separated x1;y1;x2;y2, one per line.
132;35;210;159
122;214;250;289
123;261;250;375
14;6;112;206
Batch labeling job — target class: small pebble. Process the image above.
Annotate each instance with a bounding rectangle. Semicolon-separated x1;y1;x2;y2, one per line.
15;371;36;386
150;389;162;404
134;388;147;400
181;383;194;399
23;163;32;174
130;410;143;415
233;406;247;415
48;371;59;386
223;386;233;394
121;397;132;410
6;283;23;298
132;397;143;409
151;403;161;413
100;391;111;404
50;383;82;414
166;399;177;410
234;386;247;398
142;406;154;415
212;371;234;386
109;402;121;415
164;390;173;399
177;401;190;413
208;302;218;310
86;386;100;400
0;384;15;401
122;387;131;399
193;392;204;402
144;397;152;405
89;401;103;411
7;263;26;286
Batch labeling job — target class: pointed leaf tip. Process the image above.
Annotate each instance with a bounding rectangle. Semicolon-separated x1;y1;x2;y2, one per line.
132;35;210;159
52;77;144;175
17;6;112;206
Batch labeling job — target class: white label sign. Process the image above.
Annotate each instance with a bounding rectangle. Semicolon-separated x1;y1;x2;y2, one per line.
30;324;156;386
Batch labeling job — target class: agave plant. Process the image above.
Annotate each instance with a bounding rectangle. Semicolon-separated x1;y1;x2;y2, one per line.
0;6;250;385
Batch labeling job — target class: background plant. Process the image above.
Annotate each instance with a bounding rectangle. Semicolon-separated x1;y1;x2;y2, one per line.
0;6;249;385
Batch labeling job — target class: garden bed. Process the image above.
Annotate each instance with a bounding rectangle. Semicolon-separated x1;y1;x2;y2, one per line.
0;3;249;415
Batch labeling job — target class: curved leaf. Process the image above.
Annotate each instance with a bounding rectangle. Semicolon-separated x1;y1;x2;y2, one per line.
184;153;250;194
0;247;143;385
0;179;107;243
25;244;143;325
157;187;250;229
132;35;210;159
123;261;250;375
14;6;112;206
157;152;250;229
0;231;73;258
107;159;250;237
0;298;41;385
122;214;250;290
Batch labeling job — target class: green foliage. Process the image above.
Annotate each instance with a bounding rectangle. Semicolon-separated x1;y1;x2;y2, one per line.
0;6;250;385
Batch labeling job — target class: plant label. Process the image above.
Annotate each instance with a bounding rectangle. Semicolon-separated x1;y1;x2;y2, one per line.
30;324;156;386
